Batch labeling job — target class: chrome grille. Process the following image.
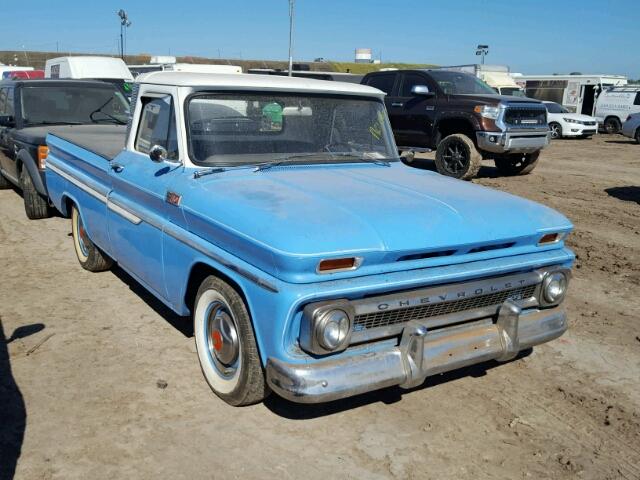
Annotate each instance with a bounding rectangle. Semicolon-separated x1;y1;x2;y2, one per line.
354;284;537;331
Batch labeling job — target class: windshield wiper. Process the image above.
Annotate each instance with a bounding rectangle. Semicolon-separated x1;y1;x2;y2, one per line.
89;97;127;125
253;152;393;172
26;121;84;126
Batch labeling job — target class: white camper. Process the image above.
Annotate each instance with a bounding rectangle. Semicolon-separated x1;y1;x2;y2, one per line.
438;65;524;96
513;74;627;117
45;56;134;98
594;86;640;133
45;56;133;81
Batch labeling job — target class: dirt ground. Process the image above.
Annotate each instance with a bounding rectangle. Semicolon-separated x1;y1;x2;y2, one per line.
1;134;639;480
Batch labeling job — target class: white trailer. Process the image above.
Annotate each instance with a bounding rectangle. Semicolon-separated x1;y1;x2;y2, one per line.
437;64;524;96
513;74;627;116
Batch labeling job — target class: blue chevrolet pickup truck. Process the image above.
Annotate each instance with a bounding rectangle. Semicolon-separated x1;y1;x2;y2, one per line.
45;72;574;406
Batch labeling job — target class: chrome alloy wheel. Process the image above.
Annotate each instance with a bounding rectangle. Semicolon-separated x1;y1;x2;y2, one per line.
550;123;561;139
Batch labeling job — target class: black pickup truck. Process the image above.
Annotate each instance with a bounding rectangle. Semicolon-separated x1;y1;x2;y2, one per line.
362;70;551;180
0;79;129;218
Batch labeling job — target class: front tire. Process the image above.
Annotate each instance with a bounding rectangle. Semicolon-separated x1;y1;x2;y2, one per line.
435;134;482;180
604;117;622;134
71;205;112;272
549;122;562;139
494;151;540;176
194;276;269;406
20;168;51;219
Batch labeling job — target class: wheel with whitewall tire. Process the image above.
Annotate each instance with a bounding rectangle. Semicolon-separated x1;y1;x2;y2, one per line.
494;151;540;176
434;134;482;180
20;168;50;219
71;205;112;272
549;122;562;139
194;276;269;406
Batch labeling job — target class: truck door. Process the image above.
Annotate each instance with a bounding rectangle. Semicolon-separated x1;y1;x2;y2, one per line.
0;87;17;181
393;72;438;148
107;91;182;300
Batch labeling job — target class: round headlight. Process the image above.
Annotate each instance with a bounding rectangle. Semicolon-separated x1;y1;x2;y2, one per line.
542;271;568;305
317;309;351;351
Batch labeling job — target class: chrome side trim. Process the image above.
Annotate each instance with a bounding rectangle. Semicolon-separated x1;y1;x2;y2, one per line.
48;160;278;293
162;222;279;293
47;162;108;203
107;199;142;225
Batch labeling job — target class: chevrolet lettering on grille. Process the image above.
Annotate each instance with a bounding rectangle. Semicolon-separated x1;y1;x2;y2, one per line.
375;279;529;311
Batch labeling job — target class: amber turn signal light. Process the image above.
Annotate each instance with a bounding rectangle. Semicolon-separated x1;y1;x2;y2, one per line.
317;257;360;273
37;146;49;170
538;233;560;245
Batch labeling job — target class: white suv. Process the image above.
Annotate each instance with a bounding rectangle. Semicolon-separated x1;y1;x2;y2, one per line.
543;101;598;139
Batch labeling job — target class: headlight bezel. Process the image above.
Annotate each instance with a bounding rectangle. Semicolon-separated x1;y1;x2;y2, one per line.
300;300;354;355
540;270;569;307
475;104;501;120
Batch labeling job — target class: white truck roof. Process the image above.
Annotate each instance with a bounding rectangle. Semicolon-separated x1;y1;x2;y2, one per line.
135;71;385;98
45;56;134;81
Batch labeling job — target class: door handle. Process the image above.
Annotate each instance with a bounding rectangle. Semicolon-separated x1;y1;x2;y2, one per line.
110;163;125;173
391;102;404;107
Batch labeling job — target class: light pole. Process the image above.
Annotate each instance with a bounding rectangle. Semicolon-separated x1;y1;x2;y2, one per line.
288;0;295;76
117;10;132;59
475;44;489;64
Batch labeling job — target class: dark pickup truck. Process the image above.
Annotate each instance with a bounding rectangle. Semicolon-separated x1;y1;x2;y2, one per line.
0;79;129;218
362;69;550;180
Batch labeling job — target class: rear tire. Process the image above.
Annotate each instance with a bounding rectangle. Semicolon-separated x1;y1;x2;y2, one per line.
435;134;482;180
604;117;622;134
0;171;11;189
494;151;540;176
549;122;562;139
20;168;50;219
635;128;640;144
194;276;269;406
71;205;112;272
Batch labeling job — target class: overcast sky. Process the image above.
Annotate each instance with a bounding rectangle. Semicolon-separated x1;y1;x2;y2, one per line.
3;0;639;77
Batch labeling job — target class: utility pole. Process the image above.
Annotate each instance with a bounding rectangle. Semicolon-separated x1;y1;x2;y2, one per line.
117;10;132;59
475;44;489;64
288;0;295;76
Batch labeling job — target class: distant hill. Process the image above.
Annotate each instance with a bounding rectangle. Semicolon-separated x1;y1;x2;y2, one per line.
0;51;437;74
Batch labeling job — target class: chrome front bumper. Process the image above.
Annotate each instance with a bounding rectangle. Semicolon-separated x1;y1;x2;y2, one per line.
476;130;551;154
266;302;567;403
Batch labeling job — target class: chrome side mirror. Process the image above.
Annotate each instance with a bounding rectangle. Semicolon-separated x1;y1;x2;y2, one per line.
149;145;168;163
411;85;433;96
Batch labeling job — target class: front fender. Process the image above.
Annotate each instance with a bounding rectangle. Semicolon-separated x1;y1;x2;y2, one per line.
17;149;48;196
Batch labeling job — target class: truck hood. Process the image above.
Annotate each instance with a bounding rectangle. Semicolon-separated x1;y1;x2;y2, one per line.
181;163;572;283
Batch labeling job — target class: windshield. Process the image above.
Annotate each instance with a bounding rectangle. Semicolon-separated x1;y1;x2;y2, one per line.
20;86;130;126
545;102;568;114
428;71;497;95
187;93;397;166
500;87;526;97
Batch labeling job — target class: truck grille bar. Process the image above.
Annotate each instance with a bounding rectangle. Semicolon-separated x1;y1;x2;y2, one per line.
353;284;537;331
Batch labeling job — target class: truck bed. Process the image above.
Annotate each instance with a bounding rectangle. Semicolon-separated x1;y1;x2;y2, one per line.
47;124;127;161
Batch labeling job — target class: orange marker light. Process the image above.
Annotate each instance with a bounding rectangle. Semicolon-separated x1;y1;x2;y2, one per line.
318;257;358;273
37;146;49;170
